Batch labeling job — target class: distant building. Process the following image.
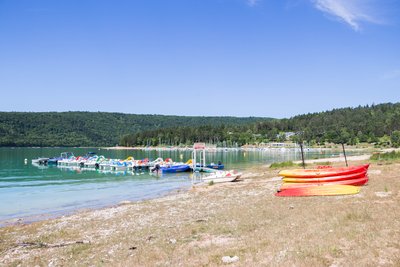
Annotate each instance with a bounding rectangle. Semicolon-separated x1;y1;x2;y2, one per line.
276;132;296;140
284;132;296;139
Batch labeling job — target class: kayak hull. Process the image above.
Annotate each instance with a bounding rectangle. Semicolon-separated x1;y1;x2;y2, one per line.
280;176;368;190
276;185;361;197
282;170;367;183
161;165;190;173
278;164;369;178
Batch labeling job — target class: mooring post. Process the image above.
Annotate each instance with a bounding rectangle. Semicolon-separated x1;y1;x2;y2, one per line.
342;143;348;167
299;142;305;169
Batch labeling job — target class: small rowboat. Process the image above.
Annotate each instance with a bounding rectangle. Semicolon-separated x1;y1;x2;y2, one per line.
202;170;242;183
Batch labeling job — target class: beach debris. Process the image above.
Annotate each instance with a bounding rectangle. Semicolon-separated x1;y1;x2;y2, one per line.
222;255;239;264
16;240;90;249
368;170;382;175
375;191;392;198
276;249;288;262
269;176;283;182
169;239;177;244
129;246;137;250
146;235;154;242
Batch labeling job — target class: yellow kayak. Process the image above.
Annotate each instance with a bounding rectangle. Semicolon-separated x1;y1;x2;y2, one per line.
275;185;360;197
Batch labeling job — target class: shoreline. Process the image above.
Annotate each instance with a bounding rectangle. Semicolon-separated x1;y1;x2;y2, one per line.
1;154;400;265
293;154;372;164
0;183;193;228
102;145;377;151
0;154;372;228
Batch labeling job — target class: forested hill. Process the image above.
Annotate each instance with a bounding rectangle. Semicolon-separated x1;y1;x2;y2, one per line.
283;103;400;144
121;103;400;147
0;112;270;147
2;103;400;147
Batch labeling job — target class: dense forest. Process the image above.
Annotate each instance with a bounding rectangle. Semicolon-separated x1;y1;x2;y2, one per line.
0;112;269;147
2;103;400;147
120;103;400;147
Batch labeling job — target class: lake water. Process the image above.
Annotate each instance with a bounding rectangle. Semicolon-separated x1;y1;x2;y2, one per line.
0;147;358;224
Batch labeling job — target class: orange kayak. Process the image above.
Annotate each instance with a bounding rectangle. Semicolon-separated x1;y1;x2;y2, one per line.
279;164;369;178
280;176;368;190
282;170;367;183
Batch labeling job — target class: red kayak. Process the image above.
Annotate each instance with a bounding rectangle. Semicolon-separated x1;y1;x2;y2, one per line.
279;164;370;178
282;170;367;183
280;176;368;190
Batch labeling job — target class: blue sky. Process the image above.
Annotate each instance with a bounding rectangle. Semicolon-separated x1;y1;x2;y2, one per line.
0;0;399;118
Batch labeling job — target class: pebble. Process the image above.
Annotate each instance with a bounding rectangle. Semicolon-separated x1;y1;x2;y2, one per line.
169;239;177;244
119;200;132;205
222;255;239;264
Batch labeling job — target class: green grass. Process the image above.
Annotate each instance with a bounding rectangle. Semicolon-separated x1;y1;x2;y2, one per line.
370;151;400;161
270;161;304;169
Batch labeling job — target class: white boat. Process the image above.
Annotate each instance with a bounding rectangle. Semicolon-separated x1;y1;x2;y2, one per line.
202;170;242;184
31;157;49;165
58;156;79;166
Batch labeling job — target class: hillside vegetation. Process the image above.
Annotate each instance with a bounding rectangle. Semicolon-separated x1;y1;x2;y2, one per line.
0;112;268;147
121;103;400;147
2;103;400;147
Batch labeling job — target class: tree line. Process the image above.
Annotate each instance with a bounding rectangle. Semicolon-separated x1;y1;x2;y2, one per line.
0;112;269;147
2;103;400;147
120;103;400;147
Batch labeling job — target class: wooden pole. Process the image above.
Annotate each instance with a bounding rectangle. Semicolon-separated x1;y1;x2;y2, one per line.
299;142;305;169
342;143;348;167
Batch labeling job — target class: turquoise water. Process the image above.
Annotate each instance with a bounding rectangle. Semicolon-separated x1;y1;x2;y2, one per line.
0;147;355;224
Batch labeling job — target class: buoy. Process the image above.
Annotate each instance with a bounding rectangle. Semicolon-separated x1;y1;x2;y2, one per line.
24;158;28;164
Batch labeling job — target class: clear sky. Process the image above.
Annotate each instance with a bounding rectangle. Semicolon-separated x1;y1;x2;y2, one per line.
0;0;399;118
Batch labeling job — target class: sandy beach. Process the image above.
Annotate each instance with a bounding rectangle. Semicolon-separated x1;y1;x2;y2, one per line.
1;156;399;266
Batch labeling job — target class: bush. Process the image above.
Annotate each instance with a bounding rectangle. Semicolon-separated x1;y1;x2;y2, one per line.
391;131;400;148
370;151;400;161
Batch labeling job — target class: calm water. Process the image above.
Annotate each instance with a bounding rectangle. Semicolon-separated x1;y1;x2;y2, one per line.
0;147;356;224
